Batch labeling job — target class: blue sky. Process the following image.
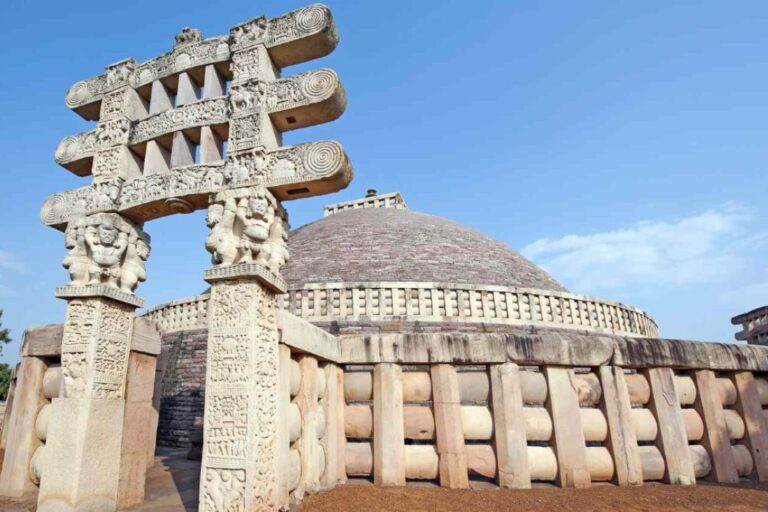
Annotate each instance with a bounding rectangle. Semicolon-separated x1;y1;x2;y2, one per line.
1;1;767;362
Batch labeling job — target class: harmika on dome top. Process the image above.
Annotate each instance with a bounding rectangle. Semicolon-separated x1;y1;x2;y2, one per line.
282;205;567;292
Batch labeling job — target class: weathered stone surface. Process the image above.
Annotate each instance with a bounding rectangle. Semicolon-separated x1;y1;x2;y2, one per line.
38;398;126;511
277;309;340;362
613;337;768;371
20;324;65;357
373;364;405;486
0;357;47;497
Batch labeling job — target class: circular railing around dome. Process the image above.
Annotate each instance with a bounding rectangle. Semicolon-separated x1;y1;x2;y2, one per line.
143;281;658;338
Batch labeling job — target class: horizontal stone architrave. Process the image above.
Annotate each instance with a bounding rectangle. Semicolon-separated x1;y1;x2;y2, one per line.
56;71;345;172
41;140;353;229
64;4;338;115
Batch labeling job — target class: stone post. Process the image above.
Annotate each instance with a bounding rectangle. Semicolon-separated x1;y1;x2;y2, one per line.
199;184;290;511
37;209;150;511
0;357;47;497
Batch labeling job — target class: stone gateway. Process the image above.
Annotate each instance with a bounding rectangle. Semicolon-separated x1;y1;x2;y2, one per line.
2;3;768;512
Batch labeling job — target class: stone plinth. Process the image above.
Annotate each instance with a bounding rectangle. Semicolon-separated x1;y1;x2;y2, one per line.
199;265;282;511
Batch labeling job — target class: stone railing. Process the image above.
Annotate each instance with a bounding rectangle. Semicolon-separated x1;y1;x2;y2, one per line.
283;282;658;337
732;305;768;345
339;332;768;489
143;295;210;333
142;282;658;337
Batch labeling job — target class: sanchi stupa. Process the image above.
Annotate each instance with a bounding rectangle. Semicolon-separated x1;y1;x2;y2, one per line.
1;3;768;512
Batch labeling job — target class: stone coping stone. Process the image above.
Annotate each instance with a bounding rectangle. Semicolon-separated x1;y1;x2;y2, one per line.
21;317;160;357
276;309;340;362
612;337;768;371
56;285;144;307
203;263;287;293
339;332;768;370
18;319;768;371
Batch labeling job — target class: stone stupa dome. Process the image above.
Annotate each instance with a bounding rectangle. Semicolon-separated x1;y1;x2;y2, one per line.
283;207;566;292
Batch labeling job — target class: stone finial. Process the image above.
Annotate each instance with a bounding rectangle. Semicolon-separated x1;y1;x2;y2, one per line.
174;27;202;47
324;191;408;217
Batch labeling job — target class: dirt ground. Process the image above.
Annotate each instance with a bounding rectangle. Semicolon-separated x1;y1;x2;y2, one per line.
300;481;768;512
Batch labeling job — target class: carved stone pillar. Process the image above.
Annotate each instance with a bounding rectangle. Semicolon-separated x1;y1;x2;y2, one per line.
199;186;289;512
38;212;150;512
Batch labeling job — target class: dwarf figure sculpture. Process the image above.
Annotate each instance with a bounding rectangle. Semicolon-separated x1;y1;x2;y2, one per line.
62;213;150;293
205;186;288;275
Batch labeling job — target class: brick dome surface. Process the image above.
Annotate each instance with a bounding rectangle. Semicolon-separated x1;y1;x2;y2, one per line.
282;208;567;292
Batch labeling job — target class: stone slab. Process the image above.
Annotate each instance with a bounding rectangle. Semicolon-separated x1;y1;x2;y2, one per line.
38;398;126;511
731;371;768;480
277;309;340;362
431;365;468;489
644;368;695;485
373;363;405;486
692;370;738;483
203;263;287;293
544;366;591;488
489;363;530;489
20;324;65;357
0;357;47;497
613;337;768;371
598;366;643;486
55;285;144;307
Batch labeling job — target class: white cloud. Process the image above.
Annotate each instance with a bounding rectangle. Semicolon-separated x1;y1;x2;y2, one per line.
522;205;762;294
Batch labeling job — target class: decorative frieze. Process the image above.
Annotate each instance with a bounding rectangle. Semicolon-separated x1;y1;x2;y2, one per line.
131;97;229;144
54;68;345;175
42;141;351;228
59;297;135;400
63;4;337;113
202;278;281;511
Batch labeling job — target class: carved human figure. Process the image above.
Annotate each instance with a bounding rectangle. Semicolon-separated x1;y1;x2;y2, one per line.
63;217;91;285
85;217;129;287
258;216;289;274
206;198;240;266
236;189;274;263
120;233;150;292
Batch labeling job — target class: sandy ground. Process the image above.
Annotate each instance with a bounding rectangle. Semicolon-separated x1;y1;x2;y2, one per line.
2;450;767;511
301;480;768;512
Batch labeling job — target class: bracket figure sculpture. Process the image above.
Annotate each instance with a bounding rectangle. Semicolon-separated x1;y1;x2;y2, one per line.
206;186;289;273
32;3;351;511
63;213;150;292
